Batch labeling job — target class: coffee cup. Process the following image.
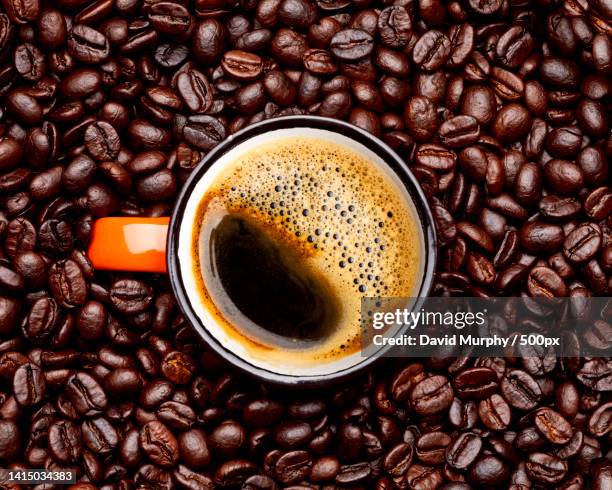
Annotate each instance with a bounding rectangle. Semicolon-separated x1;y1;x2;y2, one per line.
87;116;437;386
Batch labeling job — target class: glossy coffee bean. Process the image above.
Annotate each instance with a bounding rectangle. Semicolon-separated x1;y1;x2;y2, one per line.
412;30;451;71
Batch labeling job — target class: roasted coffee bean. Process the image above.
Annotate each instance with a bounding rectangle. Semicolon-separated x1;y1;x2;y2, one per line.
6;90;43;124
432;202;456;248
383;441;413;478
264;70;297;106
311;455;339;482
492;103;532;143
139;379;174;409
519;222;564;254
222;50;264;81
534;407;573;444
468;454;509;485
304;49;337;76
413;30;451;71
135;169;176;203
278;0;318;30
183;115;226;151
496;26;533;69
110;279;152;315
467;0;502;15
177;69;213;114
49;259;87;308
588;402;612;437
330;29;373;62
3;0;39;24
156;43;189;69
336;462;371;484
105;367;142;396
24;296;58;343
541;56;581;89
592;461;612;490
13;361;45;406
275;450;312;484
179;428;210;469
439;115;480;149
274;420;313;449
539;196;581;221
0;352;28;381
461;85;495;125
0;137;22;170
0;419;20;462
563;223;602;263
128;119;172;151
410;375;453;415
527;266;568;297
501;369;541;410
84;121;120;162
546;126;583;159
415;431;450;465
14;43;45;81
140;421;179;468
148;2;191;34
308;17;341;48
49;420;82;464
491;67;524;100
82;417;118;454
378;7;412;49
174;464;214;488
159;400;196;430
404;96;437;142
446;432;482;470
161;351;195;385
584;186;612;220
453;367;498;400
65;371;107;416
526;452;567;484
457;222;494;254
406;463;444;488
68;25;110;64
514;162;541;207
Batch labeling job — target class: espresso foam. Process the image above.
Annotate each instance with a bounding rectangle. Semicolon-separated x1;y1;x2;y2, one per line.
192;137;422;367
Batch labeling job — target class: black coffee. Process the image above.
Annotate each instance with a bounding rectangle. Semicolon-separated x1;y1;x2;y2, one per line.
201;210;340;349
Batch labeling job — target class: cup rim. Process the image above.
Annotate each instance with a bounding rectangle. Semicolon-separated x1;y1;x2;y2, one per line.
167;115;437;387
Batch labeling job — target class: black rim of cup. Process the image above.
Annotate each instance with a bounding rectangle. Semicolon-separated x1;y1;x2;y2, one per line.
168;115;437;387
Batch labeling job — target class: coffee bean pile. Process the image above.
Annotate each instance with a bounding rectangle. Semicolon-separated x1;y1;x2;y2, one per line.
0;0;610;488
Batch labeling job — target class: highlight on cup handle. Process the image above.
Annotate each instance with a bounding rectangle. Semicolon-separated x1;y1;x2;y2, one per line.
87;217;170;273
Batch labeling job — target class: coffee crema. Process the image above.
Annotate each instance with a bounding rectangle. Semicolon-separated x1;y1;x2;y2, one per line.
192;137;422;367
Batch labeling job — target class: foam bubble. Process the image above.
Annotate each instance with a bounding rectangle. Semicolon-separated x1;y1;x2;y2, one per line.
192;137;422;365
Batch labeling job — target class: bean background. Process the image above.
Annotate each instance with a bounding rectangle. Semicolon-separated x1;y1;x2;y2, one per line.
0;0;610;488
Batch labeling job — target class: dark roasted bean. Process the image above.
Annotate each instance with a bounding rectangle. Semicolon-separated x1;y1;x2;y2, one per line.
140;420;179;468
534;407;573;444
13;361;45;406
412;30;451;71
526;452;567;484
410;375;453;415
501;369;541;411
49;420;82;464
378;7;411;49
65;371;107;416
330;29;373;62
68;25;110;64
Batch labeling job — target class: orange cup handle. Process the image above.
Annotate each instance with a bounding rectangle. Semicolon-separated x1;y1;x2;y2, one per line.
88;217;170;273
